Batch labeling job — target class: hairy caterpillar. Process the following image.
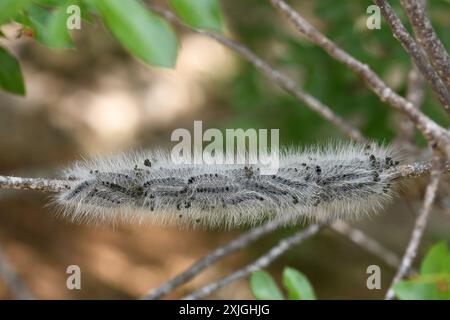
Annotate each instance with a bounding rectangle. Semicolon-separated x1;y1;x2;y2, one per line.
54;142;401;228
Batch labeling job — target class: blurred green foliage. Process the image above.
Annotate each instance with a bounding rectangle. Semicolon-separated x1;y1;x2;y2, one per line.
0;0;224;93
0;0;32;25
93;0;178;67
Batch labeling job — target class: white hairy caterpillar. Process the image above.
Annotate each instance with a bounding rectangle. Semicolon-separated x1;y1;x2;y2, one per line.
54;141;401;228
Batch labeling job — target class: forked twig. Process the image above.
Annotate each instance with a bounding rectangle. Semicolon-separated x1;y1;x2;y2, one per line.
374;0;450;115
268;0;450;156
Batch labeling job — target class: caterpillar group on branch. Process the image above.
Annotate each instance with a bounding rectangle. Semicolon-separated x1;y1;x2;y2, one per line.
54;142;401;228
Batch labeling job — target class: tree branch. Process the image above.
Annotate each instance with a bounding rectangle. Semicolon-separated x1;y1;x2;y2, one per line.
396;67;425;144
385;157;443;300
143;216;289;300
0;161;447;194
0;176;70;193
373;0;450;115
331;221;401;270
182;223;322;300
149;5;364;142
268;0;450;156
399;0;450;92
144;219;411;300
0;160;447;194
384;160;447;180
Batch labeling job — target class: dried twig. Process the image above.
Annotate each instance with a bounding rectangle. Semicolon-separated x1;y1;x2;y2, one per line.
182;223;322;300
385;157;443;300
406;68;426;112
150;5;364;142
332;221;401;270
146;219;411;300
0;161;446;194
373;0;450;115
399;0;450;91
143;216;289;300
396;67;425;143
384;160;448;180
0;176;70;193
0;246;34;299
268;0;450;156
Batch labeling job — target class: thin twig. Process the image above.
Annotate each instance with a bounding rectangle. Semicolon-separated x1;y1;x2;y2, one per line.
385;160;448;180
143;216;290;300
373;0;450;115
145;219;411;299
385;157;443;300
396;1;428;145
268;0;450;156
182;223;322;300
0;176;70;193
0;246;34;299
399;0;450;92
332;221;401;270
397;67;425;144
150;5;364;142
0;161;447;193
406;68;426;112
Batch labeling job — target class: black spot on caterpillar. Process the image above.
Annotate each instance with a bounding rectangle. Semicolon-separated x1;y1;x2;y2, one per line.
53;142;401;228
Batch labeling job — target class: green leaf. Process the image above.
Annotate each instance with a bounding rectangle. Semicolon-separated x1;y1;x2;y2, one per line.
44;3;75;48
395;242;450;300
169;0;223;32
421;242;450;275
23;5;53;44
0;0;32;25
394;279;435;300
0;46;25;95
282;267;316;300
250;271;284;300
394;275;450;300
93;0;178;68
18;3;75;48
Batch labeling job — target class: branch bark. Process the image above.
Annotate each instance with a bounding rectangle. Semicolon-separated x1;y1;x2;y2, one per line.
399;0;450;92
0;176;70;193
0;160;447;193
396;67;425;144
374;0;450;115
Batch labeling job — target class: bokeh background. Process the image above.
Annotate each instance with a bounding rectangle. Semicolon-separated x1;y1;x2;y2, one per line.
0;0;449;299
